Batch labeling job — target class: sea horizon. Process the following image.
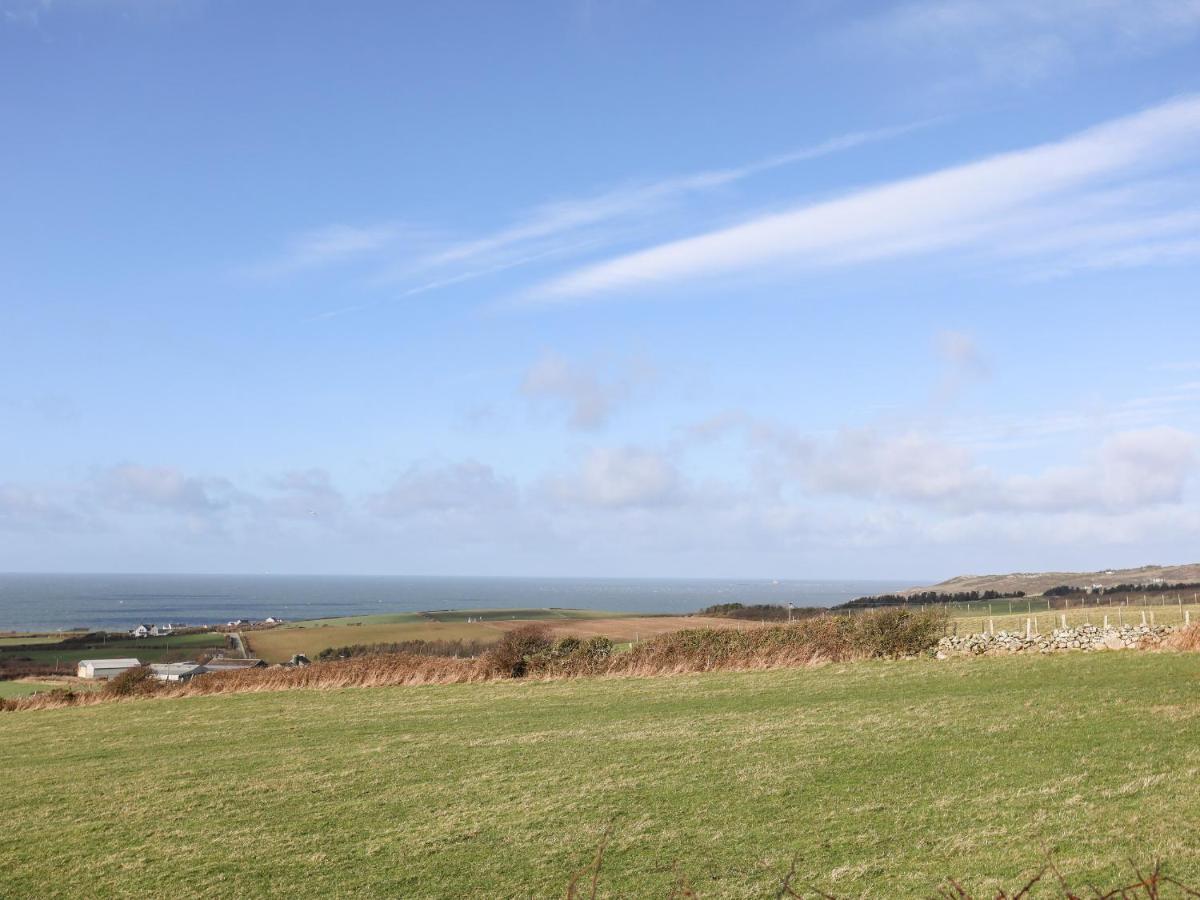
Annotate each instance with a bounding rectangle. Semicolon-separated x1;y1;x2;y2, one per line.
0;572;918;633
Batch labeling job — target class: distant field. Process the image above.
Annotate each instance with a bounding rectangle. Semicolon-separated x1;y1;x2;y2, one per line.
941;599;1200;635
1;652;1198;896
244;609;742;662
0;679;99;699
0;634;85;647
0;631;230;668
0;680;57;699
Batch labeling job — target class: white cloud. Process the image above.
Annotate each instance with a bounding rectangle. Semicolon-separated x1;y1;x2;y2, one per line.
545;447;684;509
368;461;518;517
521;351;653;430
422;121;930;271
792;425;1199;515
0;483;81;530
529;95;1200;301
845;0;1200;87
265;469;346;522
244;223;405;279
95;463;240;514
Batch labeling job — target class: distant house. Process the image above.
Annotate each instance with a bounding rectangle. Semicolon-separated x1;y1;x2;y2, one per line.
203;657;266;672
150;624;175;637
263;617;283;625
77;658;141;679
130;624;151;638
226;619;247;628
149;662;206;682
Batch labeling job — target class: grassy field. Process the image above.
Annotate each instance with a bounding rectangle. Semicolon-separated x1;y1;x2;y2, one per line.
0;679;100;699
244;608;675;662
0;633;85;646
2;651;1198;897
0;680;60;698
214;597;1200;663
0;631;231;668
943;599;1200;635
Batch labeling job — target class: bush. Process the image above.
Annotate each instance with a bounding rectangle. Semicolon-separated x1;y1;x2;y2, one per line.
481;624;554;678
317;638;493;661
103;665;160;698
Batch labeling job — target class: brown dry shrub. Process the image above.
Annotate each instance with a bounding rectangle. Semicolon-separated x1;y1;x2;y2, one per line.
103;665;161;698
479;623;554;678
1166;623;1200;652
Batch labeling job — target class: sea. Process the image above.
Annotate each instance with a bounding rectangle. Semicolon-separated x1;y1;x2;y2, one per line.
0;573;915;633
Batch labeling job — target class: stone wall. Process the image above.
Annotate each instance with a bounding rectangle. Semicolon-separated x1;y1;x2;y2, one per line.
936;623;1175;656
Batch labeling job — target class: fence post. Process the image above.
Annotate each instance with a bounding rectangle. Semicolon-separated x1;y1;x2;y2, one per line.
1187;610;1192;627
1060;613;1067;629
1141;610;1147;626
1026;618;1033;639
1103;614;1109;628
988;617;994;635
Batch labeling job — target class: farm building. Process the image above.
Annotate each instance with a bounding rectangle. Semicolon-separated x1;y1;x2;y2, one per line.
77;659;141;679
202;658;266;672
129;625;151;638
149;663;206;682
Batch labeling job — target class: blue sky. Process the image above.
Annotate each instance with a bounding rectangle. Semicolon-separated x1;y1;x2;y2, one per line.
3;0;1200;580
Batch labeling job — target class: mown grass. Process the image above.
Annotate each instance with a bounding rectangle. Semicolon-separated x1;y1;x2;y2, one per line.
2;651;1198;898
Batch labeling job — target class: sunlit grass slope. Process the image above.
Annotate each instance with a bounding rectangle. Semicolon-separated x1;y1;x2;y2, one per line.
1;652;1198;898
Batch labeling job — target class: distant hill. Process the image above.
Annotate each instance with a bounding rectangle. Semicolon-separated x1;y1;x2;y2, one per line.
903;563;1200;598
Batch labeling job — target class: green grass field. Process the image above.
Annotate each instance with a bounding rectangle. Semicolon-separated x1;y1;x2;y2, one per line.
0;679;100;699
2;651;1198;897
246;608;640;662
0;680;59;698
0;631;231;668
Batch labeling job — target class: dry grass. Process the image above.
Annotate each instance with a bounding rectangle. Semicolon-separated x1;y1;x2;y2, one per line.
1165;623;1200;652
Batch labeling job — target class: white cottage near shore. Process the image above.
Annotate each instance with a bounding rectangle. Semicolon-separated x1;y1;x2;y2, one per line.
77;658;141;679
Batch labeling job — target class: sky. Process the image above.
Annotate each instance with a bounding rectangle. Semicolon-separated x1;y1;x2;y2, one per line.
2;0;1200;580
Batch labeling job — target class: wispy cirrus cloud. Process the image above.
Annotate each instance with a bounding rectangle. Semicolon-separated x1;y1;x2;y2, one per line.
242;222;410;280
290;120;932;317
416;120;933;274
527;95;1200;302
843;0;1200;88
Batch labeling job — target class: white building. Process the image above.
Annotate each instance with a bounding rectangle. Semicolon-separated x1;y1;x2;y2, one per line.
77;658;141;679
149;662;206;682
130;625;151;638
203;657;266;672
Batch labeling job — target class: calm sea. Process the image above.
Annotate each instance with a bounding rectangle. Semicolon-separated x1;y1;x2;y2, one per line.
0;573;914;632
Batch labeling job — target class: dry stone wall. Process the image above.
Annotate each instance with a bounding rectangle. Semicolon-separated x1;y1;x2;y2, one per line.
936;623;1175;656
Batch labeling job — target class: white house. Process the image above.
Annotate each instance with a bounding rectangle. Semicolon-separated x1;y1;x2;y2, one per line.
149;662;206;682
150;624;175;637
77;658;141;679
130;625;151;638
